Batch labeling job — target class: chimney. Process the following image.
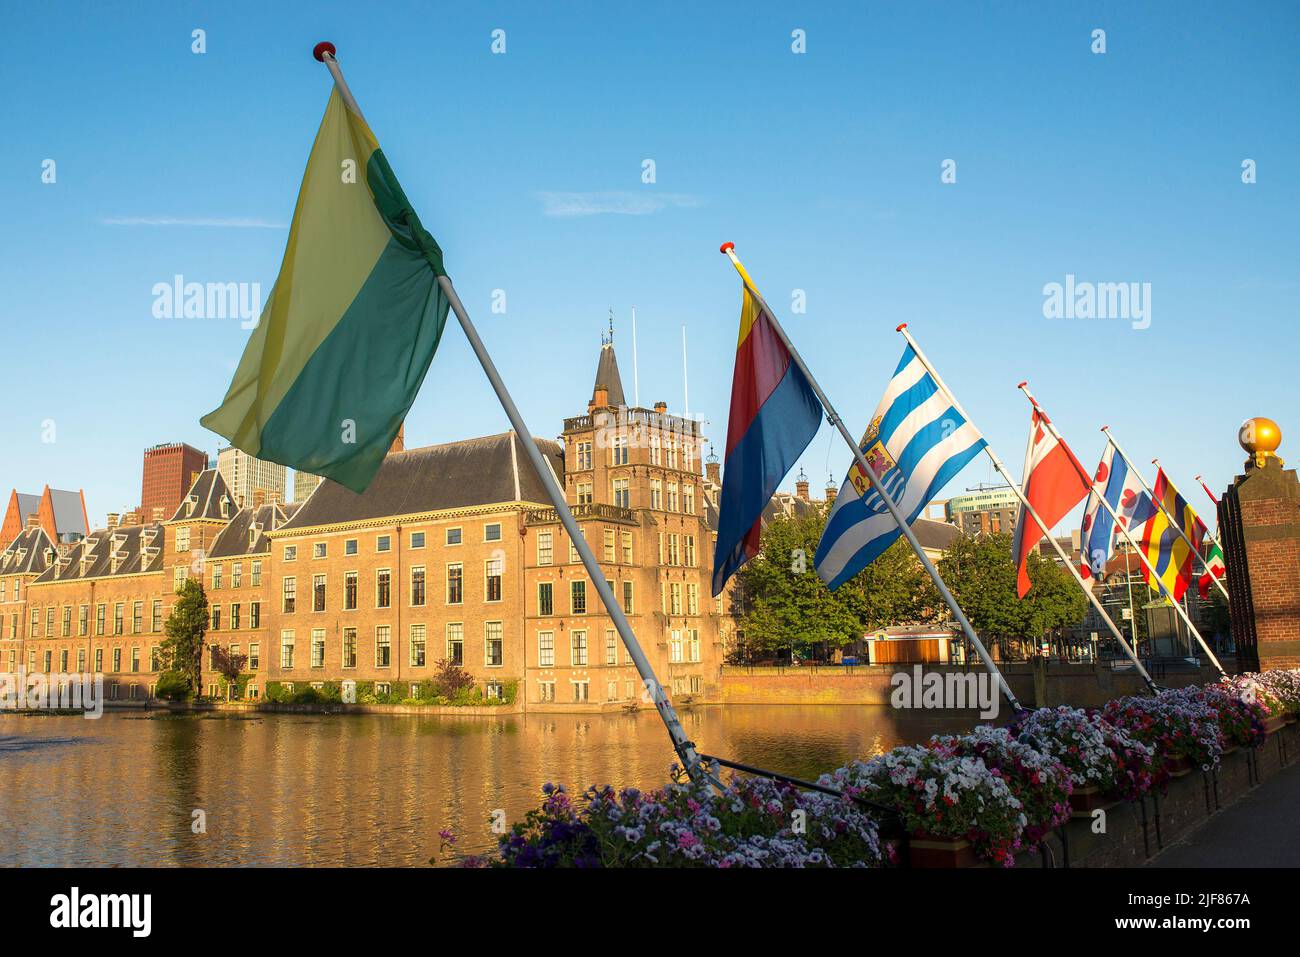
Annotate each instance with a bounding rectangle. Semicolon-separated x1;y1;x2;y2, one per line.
389;423;405;454
591;386;609;411
106;512;119;529
654;401;667;414
795;469;810;502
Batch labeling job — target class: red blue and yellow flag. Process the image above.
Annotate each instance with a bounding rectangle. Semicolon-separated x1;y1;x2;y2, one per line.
1138;468;1208;602
711;259;822;596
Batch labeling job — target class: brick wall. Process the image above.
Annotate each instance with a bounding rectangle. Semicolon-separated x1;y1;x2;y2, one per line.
1220;458;1300;670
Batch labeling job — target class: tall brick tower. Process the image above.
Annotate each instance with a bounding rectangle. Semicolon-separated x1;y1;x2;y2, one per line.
1219;417;1300;671
520;329;721;708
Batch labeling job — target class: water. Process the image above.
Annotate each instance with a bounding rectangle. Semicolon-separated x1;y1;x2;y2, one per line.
0;705;978;866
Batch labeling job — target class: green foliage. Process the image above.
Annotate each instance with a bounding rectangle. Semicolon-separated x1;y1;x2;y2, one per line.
160;578;208;697
263;677;516;708
938;533;1086;642
733;510;939;660
153;670;193;701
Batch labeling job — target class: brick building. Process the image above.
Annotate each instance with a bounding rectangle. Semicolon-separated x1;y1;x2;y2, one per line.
0;486;89;550
2;339;726;709
140;442;208;524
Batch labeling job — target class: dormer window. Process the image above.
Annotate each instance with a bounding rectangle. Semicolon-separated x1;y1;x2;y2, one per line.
185;495;197;518
220;496;231;519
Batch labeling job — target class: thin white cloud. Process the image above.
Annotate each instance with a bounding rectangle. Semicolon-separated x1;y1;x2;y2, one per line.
99;216;287;229
535;191;704;218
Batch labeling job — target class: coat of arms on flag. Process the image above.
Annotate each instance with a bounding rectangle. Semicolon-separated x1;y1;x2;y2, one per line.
814;346;985;590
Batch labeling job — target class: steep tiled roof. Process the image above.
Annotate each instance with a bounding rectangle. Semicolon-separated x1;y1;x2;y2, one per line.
592;343;626;407
49;488;88;539
169;469;235;523
278;432;565;531
34;523;165;583
0;527;57;576
209;503;292;558
912;518;962;552
14;493;40;525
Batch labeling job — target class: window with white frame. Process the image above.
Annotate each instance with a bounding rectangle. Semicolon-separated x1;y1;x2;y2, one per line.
410;624;426;667
446;622;464;666
538;630;555;668
484;621;503;667
612;478;630;508
571;630;588;666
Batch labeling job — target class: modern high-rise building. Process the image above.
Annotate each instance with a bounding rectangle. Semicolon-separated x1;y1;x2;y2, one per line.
141;442;208;523
944;486;1021;536
216;447;287;509
291;470;323;503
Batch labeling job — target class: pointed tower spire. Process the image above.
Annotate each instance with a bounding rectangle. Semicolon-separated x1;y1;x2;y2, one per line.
591;314;627;408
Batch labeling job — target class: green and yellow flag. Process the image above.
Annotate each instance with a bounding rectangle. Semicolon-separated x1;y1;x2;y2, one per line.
201;86;449;493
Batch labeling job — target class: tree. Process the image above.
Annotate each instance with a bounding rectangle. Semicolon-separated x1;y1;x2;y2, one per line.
161;578;208;698
210;645;249;700
734;511;935;661
938;533;1086;653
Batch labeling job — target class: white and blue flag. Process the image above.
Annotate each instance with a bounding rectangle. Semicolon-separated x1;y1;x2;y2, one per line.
814;345;985;589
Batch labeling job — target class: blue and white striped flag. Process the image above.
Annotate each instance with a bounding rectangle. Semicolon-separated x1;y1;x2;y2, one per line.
814;345;986;589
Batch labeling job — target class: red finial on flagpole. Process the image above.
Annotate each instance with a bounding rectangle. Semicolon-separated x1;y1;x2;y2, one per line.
1100;425;1110;431
896;323;908;332
719;242;735;255
1016;381;1028;390
313;41;337;62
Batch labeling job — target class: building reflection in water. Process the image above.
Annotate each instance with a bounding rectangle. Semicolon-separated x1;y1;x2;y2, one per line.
0;704;982;866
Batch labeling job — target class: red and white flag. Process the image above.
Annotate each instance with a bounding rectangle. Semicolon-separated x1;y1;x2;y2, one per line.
1011;406;1092;597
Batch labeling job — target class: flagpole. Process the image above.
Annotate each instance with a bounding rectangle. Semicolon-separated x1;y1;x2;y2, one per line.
1019;385;1227;678
1193;474;1227;550
1099;427;1231;603
1155;460;1228;599
896;325;1156;692
720;244;1022;712
314;43;716;786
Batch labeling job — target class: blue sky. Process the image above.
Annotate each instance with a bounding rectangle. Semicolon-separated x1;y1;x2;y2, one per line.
3;1;1297;532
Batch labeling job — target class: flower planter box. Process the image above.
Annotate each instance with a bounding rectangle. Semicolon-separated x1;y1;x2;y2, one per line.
1164;754;1195;777
907;833;979;868
1069;785;1115;816
1263;714;1288;735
